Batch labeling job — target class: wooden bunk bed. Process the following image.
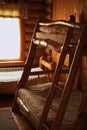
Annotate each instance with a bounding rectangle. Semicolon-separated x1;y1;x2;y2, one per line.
12;20;87;130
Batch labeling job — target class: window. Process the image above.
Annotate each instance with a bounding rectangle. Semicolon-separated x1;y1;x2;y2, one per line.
0;17;24;66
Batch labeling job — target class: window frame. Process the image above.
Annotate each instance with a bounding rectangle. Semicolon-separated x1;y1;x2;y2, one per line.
0;18;25;67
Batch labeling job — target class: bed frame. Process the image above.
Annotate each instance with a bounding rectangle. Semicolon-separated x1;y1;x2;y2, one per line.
12;20;87;130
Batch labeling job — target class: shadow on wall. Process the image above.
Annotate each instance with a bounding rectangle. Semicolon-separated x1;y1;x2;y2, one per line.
79;12;86;23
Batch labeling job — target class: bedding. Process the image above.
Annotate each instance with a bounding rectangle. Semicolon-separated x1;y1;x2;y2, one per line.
17;82;82;127
36;32;66;44
36;24;81;46
0;67;49;94
39;25;68;34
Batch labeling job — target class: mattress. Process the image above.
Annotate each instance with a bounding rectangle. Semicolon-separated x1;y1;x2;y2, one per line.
36;26;82;46
17;82;82;128
0;67;49;94
36;32;66;44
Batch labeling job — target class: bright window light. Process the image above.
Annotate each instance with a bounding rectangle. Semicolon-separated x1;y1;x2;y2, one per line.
0;17;20;60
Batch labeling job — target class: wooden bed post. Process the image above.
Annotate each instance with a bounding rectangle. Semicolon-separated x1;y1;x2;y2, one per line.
73;50;87;130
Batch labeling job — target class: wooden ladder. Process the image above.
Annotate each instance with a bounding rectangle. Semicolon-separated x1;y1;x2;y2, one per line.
37;25;87;130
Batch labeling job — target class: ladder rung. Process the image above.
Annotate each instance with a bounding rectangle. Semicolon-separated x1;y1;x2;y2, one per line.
67;44;76;52
55;82;65;91
49;104;57;112
62;69;69;73
61;65;69;73
61;65;69;70
68;44;77;47
55;84;63;91
43;123;49;130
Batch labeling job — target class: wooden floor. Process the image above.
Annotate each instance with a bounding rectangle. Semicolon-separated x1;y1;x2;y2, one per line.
0;94;35;130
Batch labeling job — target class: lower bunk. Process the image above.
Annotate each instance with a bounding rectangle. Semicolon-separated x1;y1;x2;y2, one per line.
14;82;81;130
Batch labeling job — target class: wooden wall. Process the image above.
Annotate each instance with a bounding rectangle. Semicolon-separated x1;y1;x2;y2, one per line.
24;0;52;65
52;0;87;90
52;0;87;23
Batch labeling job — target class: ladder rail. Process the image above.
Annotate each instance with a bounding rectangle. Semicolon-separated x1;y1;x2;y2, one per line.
51;25;87;130
37;27;74;130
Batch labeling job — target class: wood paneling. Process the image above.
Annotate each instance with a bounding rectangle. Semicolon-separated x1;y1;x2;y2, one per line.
52;0;87;23
24;0;52;63
52;0;87;91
